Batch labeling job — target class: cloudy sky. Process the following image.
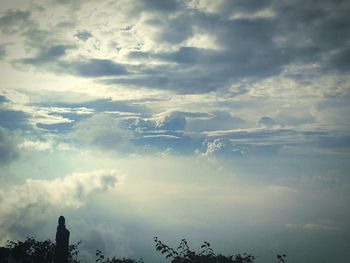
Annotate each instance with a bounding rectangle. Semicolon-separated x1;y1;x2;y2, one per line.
0;0;349;262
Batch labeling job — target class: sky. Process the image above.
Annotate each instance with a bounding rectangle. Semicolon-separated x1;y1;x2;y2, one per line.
0;0;349;262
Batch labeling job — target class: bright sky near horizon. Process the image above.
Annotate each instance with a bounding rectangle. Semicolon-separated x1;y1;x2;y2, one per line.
0;0;349;262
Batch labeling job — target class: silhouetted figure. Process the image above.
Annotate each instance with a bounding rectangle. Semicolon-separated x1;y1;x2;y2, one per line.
55;216;70;263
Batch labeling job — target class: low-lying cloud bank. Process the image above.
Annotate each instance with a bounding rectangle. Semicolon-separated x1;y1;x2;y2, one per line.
0;155;349;262
0;170;120;243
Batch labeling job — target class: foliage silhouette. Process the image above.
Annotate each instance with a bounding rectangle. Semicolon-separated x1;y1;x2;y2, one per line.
2;237;286;263
277;254;287;263
95;249;143;263
154;237;256;263
5;237;80;263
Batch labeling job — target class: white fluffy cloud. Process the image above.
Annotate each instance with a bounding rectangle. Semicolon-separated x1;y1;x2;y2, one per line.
199;137;243;157
0;169;120;243
72;114;133;150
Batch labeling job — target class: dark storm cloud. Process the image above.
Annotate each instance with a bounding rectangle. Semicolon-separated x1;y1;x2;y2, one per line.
67;59;128;77
258;117;277;127
325;47;350;72
273;0;350;47
145;13;194;44
127;47;234;89
137;0;182;12
8;0;350;94
115;41;288;94
20;51;128;77
221;0;272;13
75;30;92;42
20;45;71;65
104;69;228;94
125;10;288;92
0;128;19;165
122;24;290;93
0;9;31;33
214;17;277;51
119;0;350;94
268;0;350;74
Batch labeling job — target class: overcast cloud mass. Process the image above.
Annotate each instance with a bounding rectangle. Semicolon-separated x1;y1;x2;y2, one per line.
0;0;349;262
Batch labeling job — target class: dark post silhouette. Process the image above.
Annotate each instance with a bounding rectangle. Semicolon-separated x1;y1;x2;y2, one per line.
55;216;70;263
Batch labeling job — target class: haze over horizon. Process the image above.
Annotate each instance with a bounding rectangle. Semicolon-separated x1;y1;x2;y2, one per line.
0;0;349;262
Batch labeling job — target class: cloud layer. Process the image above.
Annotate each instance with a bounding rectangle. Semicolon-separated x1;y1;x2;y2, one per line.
0;170;120;242
0;1;350;263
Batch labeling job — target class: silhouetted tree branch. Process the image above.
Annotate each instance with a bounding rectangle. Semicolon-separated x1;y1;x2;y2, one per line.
5;237;80;263
154;237;256;263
